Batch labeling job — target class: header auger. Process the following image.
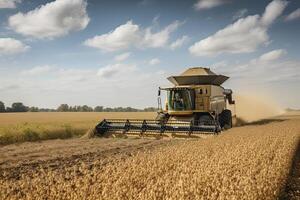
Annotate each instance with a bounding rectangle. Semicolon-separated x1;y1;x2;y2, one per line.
91;67;235;138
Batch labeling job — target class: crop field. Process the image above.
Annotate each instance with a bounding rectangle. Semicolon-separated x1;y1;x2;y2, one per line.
0;112;156;145
0;112;299;199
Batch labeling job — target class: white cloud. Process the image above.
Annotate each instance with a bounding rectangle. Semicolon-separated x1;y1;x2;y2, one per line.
8;0;89;39
170;35;189;50
285;8;300;21
189;0;288;57
0;84;20;92
114;52;131;61
0;38;29;55
84;20;183;52
189;15;268;56
149;58;161;65
0;84;21;96
84;21;139;52
97;63;137;78
138;0;151;6
19;66;92;82
212;60;228;69
259;49;287;62
56;68;92;82
21;65;52;76
141;20;183;48
0;0;20;8
194;0;229;10
260;0;288;26
232;9;248;21
213;49;297;85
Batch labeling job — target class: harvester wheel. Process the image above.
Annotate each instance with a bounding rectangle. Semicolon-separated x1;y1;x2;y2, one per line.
219;109;232;130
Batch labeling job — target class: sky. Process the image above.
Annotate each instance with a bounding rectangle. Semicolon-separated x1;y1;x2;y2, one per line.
0;0;299;109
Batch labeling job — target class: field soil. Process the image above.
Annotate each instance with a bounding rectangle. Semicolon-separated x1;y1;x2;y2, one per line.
0;112;299;199
0;137;179;177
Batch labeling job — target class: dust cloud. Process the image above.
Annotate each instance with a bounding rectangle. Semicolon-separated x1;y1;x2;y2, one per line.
229;93;284;122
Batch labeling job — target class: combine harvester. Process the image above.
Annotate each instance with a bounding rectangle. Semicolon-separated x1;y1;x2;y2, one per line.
92;67;235;138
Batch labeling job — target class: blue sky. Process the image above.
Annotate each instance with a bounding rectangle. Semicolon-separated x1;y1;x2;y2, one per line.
0;0;299;109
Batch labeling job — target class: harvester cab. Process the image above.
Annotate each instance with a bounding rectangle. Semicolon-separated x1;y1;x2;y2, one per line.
93;67;235;138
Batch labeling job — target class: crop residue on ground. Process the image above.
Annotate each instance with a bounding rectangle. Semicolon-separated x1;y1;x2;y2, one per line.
1;118;299;200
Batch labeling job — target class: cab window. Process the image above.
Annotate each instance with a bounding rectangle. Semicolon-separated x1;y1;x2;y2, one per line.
167;90;193;111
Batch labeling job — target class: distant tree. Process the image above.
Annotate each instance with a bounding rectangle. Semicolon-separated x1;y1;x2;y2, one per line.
0;101;5;112
76;106;82;112
115;107;123;112
71;106;78;112
101;107;140;112
103;107;113;112
57;104;69;112
5;107;13;112
94;106;103;112
74;106;79;112
144;107;157;112
0;101;161;113
80;105;93;112
11;102;28;112
69;106;78;112
29;107;39;112
39;108;56;112
77;106;83;112
128;107;139;112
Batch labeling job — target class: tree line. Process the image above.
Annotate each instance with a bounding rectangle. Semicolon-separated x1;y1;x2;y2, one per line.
0;101;157;113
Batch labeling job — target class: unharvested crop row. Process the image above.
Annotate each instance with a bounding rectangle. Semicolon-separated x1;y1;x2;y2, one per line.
0;122;92;145
0;112;156;145
1;120;299;200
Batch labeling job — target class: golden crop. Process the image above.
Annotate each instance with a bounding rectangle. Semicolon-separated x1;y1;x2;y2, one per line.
0;112;156;145
1;118;299;199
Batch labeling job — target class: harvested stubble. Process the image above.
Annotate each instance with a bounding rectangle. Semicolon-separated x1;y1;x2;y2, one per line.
0;119;299;200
